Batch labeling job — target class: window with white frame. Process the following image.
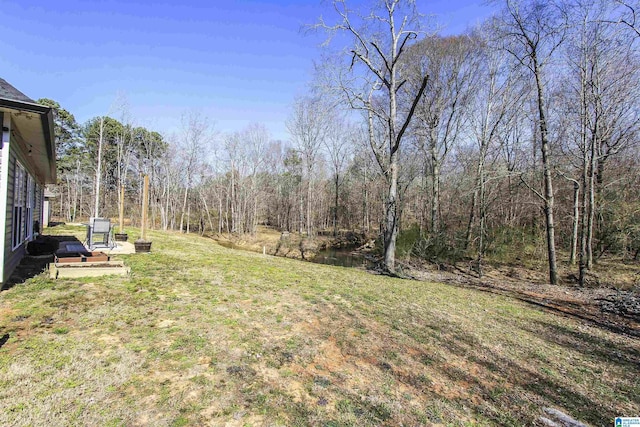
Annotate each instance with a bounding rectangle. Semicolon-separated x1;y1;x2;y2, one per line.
34;182;41;234
26;174;34;241
12;161;26;249
11;161;34;249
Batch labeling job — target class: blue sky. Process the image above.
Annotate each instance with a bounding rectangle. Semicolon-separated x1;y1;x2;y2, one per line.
0;0;494;142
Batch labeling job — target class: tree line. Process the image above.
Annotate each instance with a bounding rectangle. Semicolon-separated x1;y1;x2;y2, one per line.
45;0;640;285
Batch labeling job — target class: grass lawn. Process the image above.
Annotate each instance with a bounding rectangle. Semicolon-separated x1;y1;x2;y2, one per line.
0;225;638;426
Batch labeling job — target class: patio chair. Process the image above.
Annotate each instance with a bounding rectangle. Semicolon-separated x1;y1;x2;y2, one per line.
87;217;115;250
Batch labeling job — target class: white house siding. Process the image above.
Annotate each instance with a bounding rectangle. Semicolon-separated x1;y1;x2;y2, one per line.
0;112;7;283
1;116;45;285
3;141;21;284
35;183;43;234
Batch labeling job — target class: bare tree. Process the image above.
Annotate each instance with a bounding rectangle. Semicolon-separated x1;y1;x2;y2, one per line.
93;116;106;218
496;0;567;284
244;124;270;235
179;112;212;234
323;114;354;236
558;0;640;283
223;131;244;233
407;35;477;234
603;0;640;37
113;101;135;234
464;28;524;274
286;96;328;236
316;0;430;273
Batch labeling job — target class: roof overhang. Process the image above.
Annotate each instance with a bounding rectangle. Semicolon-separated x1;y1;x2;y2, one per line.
0;97;56;183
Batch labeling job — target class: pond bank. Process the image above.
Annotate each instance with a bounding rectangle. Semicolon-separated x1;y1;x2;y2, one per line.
209;228;377;267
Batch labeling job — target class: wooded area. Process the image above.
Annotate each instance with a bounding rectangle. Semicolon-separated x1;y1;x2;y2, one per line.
45;0;640;285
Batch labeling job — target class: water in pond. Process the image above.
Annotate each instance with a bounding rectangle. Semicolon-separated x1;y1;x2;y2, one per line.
311;247;374;268
215;239;375;269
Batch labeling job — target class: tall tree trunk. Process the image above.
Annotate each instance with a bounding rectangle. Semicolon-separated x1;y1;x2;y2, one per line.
79;184;84;221
465;181;478;251
476;166;487;278
94;117;104;218
179;187;188;233
66;177;72;221
362;166;369;233
218;193;223;233
186;204;190;234
163;175;170;231
73;159;80;221
428;127;441;234
431;159;441;234
306;171;313;237
119;184;125;234
586;137;596;269
200;190;215;234
587;59;602;269
466;148;487;250
325;0;427;273
252;187;259;236
578;34;589;284
333;173;339;237
299;185;304;234
534;61;558;285
231;167;236;233
569;181;579;265
579;143;589;285
225;187;231;233
383;155;399;270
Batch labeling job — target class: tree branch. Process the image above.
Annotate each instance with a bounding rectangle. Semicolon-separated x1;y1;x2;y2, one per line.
519;173;545;201
394;75;429;154
393;32;417;67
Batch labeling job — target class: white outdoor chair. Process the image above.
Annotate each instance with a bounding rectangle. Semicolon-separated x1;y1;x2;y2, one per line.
87;217;114;250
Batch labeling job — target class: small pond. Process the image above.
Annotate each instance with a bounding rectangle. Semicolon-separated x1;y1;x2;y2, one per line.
310;247;375;269
216;240;375;269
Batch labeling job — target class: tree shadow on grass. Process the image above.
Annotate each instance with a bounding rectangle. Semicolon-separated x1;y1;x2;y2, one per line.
226;297;631;426
0;333;9;349
522;319;640;369
401;316;622;425
462;350;613;424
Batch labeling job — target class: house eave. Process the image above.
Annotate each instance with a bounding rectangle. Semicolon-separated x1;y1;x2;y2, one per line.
0;97;50;115
0;97;56;183
41;107;56;183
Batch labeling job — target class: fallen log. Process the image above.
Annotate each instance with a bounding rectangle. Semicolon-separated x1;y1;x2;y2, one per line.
540;407;588;427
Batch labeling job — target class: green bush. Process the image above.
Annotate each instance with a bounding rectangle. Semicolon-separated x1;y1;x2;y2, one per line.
483;225;544;264
395;225;465;264
411;232;466;264
595;200;640;259
395;225;421;258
